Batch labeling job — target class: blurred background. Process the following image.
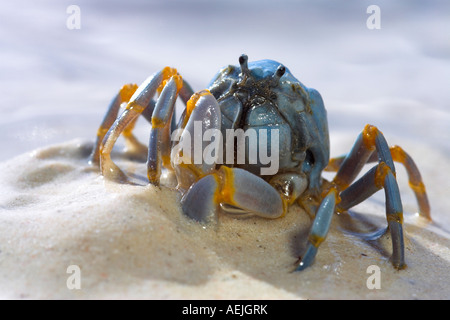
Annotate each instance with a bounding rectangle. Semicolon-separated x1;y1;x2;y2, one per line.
1;0;449;158
0;0;449;225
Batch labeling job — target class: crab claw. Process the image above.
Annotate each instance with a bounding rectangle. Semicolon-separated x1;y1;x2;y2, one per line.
181;167;286;223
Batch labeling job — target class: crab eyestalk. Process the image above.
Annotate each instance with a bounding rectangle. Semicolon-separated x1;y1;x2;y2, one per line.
270;64;286;87
238;54;250;78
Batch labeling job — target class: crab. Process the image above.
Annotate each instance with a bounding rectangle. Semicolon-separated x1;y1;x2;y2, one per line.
89;54;430;271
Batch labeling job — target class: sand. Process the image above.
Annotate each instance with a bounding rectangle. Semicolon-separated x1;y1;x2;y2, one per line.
0;139;448;300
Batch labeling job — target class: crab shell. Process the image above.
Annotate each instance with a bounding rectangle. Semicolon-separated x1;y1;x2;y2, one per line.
207;59;330;193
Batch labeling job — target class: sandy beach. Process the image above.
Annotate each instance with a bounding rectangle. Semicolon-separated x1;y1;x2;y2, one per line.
0;138;449;299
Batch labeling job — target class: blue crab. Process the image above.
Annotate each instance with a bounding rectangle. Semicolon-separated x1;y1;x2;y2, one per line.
90;54;430;271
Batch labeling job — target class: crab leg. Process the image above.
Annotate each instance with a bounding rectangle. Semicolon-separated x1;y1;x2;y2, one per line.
178;80;195;106
326;145;430;220
170;90;222;190
89;83;138;165
338;162;405;268
372;146;430;220
140;80;194;131
100;69;176;182
332;124;406;269
121;109;149;158
122;79;194;154
147;75;183;185
295;188;337;271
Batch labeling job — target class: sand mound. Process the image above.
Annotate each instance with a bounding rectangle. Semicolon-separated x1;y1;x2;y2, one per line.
0;140;449;299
